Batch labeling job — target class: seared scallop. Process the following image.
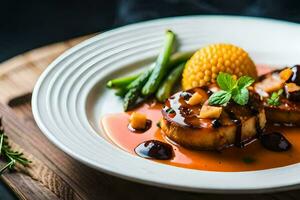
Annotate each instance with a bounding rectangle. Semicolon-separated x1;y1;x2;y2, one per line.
160;86;266;150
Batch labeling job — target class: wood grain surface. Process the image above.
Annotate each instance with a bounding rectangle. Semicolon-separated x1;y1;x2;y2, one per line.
0;34;299;200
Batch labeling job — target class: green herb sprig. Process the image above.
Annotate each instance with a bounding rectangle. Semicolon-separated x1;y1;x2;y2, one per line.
0;118;31;174
208;72;255;106
242;156;256;164
267;89;283;106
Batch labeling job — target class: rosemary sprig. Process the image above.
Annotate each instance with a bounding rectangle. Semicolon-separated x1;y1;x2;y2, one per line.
0;117;31;175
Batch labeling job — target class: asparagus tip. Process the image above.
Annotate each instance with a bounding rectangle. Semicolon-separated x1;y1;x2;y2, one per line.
106;81;113;88
166;29;174;34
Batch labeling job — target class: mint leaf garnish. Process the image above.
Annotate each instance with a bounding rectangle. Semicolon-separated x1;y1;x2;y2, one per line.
217;72;236;91
208;90;232;105
267;89;283;106
232;88;249;105
209;73;254;106
237;76;255;89
242;156;256;164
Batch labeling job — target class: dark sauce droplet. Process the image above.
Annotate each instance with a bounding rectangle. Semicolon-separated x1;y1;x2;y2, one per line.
248;105;259;115
201;85;214;96
212;119;222;128
247;94;264;138
165;108;176;118
260;132;291;152
247;105;263;137
288;65;300;85
255;117;262;137
180;91;192;101
128;120;152;133
135;140;174;160
225;109;242;147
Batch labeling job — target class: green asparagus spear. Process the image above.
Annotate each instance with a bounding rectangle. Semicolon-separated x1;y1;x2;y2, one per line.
114;65;154;98
142;30;176;96
123;68;153;111
156;62;185;102
116;51;192;106
106;73;140;88
126;69;153;90
123;87;141;111
114;74;147;98
114;88;128;97
167;51;193;68
106;51;193;91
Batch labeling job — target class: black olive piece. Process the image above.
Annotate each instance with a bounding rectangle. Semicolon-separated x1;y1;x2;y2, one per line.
134;140;174;160
260;132;291;152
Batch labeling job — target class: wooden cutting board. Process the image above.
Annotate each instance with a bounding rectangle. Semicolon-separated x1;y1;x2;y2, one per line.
0;34;299;200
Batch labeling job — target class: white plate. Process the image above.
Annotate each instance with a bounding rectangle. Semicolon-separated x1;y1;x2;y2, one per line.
32;16;300;193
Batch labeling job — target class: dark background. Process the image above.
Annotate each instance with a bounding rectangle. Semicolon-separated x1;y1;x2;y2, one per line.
1;0;300;62
1;0;300;199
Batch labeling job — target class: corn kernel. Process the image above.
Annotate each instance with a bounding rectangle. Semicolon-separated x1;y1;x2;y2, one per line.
129;112;147;129
182;44;257;90
199;105;222;119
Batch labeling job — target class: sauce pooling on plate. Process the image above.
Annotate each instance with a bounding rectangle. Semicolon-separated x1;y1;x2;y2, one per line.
101;66;300;172
102;103;300;172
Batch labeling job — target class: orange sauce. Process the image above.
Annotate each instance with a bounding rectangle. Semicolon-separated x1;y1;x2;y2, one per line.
101;66;300;172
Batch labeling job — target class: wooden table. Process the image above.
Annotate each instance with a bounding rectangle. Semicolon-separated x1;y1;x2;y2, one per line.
0;35;299;200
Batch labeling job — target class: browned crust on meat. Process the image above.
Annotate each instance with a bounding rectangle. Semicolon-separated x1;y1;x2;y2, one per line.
257;69;300;125
265;105;300;125
160;110;266;150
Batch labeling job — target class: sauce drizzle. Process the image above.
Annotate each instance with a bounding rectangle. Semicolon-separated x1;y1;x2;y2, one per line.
135;140;174;160
102;106;300;172
102;66;299;172
225;109;243;147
